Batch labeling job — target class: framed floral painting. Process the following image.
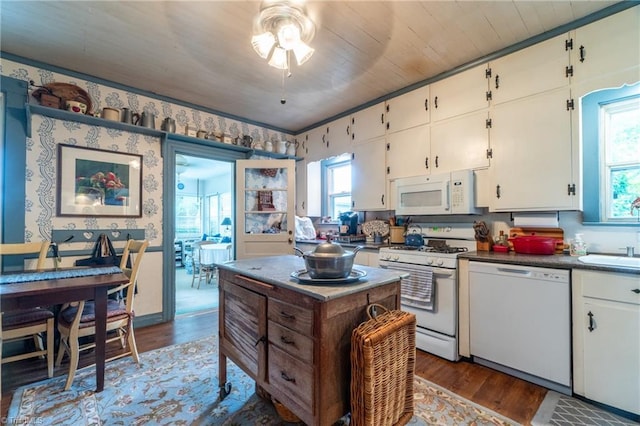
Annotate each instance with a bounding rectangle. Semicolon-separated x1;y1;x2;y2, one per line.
57;144;143;217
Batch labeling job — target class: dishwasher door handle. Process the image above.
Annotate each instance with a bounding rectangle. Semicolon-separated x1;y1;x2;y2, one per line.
496;267;533;276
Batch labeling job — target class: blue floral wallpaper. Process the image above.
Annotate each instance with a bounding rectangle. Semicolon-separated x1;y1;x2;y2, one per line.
1;58;293;250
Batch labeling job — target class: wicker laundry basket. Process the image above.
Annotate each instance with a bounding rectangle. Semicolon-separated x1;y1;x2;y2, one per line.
350;304;416;426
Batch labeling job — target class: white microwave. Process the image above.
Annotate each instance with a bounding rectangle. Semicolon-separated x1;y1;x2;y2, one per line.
395;170;480;215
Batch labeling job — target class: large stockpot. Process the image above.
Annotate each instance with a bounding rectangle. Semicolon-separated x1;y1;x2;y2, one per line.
294;242;363;279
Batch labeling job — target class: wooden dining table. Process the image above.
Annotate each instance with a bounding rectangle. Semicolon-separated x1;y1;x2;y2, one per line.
0;266;130;392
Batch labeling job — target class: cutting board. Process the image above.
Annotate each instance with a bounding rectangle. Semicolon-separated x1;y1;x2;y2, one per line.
508;227;565;254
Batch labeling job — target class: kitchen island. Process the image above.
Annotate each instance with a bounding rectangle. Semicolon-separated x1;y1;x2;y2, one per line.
216;255;403;426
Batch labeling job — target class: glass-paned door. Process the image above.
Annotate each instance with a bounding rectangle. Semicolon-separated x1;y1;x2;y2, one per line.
235;159;295;259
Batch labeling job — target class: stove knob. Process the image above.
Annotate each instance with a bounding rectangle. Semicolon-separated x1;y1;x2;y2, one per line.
381;254;390;261
393;255;400;261
426;258;434;265
436;258;444;266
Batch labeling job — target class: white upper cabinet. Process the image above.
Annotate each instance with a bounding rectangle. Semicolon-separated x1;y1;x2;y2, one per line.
326;115;352;157
430;110;490;172
351;102;386;143
351;136;387;211
386;124;430;180
569;6;640;96
488;87;576;211
303;125;328;162
385;85;430;133
488;34;570;105
430;63;489;122
295;158;307;217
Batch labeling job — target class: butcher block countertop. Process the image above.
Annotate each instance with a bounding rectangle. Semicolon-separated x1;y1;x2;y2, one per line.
215;254;405;301
459;251;640;275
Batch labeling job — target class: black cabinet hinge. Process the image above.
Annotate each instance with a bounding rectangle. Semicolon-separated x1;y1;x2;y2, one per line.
566;99;575;110
386;142;390;151
486;91;492;101
485;67;492;79
386;122;390;130
351;152;355;160
568;183;576;196
565;65;573;78
386;166;390;174
565;38;573;51
485;118;492;129
486;148;493;159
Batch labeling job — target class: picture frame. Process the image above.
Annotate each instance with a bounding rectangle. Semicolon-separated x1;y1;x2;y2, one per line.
57;144;143;217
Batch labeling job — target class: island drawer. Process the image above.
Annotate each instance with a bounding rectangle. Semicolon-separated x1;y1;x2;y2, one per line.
268;298;313;335
269;344;314;410
268;321;313;363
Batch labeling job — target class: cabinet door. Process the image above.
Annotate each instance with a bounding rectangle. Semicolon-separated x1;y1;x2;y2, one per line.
305;126;328;162
489;87;575;211
430;63;489;122
570;6;640;94
295;159;307;216
385;85;430;132
219;279;267;380
326;116;352;157
430;110;490;172
582;299;640;415
351;136;387;211
236;159;296;259
351;102;386;143
489;34;570;105
386;124;430;180
305;160;321;217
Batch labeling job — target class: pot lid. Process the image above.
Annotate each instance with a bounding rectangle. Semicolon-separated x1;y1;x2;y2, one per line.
311;241;346;256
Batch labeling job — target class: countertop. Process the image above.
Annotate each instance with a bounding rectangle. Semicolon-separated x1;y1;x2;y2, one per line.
215;254;405;301
459;251;640;275
296;239;640;275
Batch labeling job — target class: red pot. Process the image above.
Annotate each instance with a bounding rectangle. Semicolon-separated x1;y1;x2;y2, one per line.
509;236;557;255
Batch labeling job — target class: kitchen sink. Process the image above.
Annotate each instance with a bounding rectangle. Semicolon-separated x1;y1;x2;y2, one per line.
578;254;640;270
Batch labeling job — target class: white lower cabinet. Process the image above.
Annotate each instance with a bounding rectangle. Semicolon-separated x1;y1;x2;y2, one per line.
572;270;640;416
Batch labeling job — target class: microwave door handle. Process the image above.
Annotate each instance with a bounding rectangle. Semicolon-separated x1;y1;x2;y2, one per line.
445;181;450;211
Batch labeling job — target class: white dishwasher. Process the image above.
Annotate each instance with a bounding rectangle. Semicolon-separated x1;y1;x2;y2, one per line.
469;261;571;394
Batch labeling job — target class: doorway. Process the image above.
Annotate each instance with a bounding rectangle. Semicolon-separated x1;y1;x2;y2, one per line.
173;153;234;316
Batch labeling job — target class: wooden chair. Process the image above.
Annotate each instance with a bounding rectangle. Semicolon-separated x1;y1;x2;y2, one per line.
191;241;218;289
56;239;148;390
0;241;55;379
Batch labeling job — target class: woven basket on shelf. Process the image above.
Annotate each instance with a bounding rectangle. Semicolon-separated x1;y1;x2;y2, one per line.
350;304;416;426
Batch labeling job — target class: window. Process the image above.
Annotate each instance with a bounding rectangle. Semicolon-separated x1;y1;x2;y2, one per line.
322;154;351;219
582;82;640;224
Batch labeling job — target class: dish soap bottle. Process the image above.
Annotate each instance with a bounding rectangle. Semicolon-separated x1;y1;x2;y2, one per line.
570;233;587;256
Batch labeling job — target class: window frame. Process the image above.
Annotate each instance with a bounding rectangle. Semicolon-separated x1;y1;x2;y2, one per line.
321;154;352;220
582;82;640;225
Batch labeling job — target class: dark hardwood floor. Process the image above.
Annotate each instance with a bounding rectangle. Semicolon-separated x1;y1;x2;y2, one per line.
2;309;546;424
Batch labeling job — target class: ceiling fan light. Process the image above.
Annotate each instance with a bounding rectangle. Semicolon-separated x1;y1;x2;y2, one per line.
277;22;301;50
268;46;289;69
293;41;314;65
251;32;276;58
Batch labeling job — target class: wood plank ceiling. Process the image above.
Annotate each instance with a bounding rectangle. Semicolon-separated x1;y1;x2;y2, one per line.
0;1;623;133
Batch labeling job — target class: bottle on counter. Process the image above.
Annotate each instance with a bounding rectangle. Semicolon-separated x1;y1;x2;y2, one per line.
570;233;587;256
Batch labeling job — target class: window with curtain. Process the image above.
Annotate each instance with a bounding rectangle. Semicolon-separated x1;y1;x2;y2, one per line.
582;82;640;223
207;192;233;236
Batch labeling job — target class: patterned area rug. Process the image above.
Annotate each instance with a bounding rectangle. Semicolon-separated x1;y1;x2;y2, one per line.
8;336;519;425
531;390;639;426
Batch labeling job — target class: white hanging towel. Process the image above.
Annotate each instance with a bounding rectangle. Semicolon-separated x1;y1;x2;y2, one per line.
399;265;435;311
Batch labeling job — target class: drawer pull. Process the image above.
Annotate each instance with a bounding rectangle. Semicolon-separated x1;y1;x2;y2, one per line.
587;311;595;332
632;289;640;294
281;371;296;383
280;311;295;320
280;335;295;345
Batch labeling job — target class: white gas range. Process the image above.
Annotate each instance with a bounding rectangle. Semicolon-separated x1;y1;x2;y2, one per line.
378;224;476;361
